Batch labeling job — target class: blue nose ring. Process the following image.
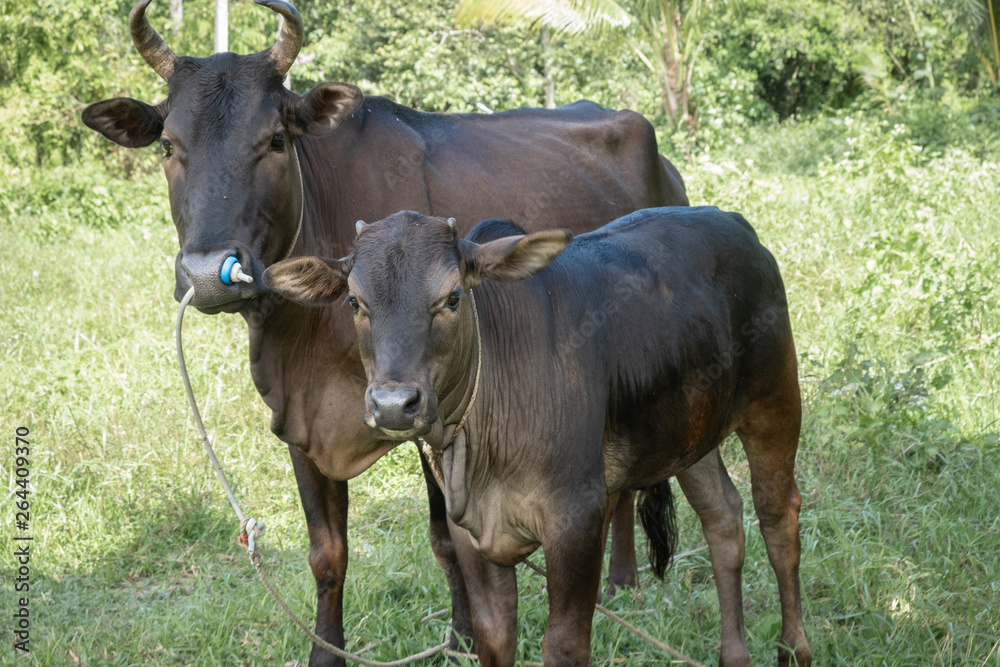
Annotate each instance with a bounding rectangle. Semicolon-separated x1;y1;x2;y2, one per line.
220;256;253;285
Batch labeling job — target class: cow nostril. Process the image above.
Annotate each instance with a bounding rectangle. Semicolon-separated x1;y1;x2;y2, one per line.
220;256;254;285
402;389;422;417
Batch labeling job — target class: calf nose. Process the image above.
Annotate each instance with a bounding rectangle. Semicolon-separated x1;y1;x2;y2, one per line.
368;386;425;433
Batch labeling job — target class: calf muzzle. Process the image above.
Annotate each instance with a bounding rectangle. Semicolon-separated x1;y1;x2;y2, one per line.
365;384;433;438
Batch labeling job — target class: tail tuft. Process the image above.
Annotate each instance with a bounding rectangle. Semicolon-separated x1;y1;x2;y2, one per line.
637;478;678;579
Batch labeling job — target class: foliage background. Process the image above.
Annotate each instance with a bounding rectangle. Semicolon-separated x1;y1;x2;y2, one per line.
1;0;998;664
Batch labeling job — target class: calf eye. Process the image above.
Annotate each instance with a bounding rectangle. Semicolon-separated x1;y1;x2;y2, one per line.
445;291;461;311
270;132;286;152
160;138;173;158
347;296;360;313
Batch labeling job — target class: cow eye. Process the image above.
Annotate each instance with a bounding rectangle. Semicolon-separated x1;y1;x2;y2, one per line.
445;291;461;311
270;132;286;152
160;138;173;158
347;296;360;313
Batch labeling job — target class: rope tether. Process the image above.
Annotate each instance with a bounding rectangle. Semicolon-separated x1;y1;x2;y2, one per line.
177;286;453;666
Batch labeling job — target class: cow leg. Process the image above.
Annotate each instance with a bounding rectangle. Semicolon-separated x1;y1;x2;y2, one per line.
676;448;750;667
737;354;811;667
448;518;518;667
288;445;349;667
417;447;476;654
541;499;606;667
610;450;729;597
605;490;637;595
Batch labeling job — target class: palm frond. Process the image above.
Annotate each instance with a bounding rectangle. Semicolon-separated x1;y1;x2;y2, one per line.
963;0;990;26
456;0;634;34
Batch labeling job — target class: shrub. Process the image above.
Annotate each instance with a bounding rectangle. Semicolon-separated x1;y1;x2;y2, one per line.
0;162;169;239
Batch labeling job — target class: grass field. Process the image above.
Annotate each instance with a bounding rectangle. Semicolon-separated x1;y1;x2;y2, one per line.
2;107;999;665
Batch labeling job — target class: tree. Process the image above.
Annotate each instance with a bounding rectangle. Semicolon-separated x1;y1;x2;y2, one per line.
990;0;1000;87
456;0;718;133
844;0;1000;94
962;0;1000;88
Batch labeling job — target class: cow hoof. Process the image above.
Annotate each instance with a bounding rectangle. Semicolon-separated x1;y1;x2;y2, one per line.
605;572;637;596
448;627;476;663
778;644;812;667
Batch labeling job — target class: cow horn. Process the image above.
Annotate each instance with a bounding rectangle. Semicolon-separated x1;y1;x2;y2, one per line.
356;220;367;236
129;0;177;82
255;0;304;77
447;217;457;231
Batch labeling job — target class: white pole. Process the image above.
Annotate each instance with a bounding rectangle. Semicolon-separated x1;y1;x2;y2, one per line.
214;0;228;53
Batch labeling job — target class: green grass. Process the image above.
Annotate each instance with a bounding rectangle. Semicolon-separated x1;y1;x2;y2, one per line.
1;106;999;665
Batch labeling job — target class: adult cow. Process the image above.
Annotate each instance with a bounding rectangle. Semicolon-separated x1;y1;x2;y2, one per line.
80;0;738;663
263;209;811;667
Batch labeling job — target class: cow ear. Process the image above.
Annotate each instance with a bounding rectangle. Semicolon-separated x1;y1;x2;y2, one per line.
459;230;571;287
287;83;364;137
82;98;165;148
263;256;351;307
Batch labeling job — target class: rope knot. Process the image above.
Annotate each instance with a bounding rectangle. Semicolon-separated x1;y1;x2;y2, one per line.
239;516;266;555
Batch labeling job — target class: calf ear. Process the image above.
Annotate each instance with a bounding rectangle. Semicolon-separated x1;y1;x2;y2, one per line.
82;98;165;148
263;256;351;307
286;83;364;136
459;230;571;287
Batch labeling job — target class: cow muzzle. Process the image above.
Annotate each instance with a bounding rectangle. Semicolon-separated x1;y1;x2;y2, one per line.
365;383;435;439
175;247;262;312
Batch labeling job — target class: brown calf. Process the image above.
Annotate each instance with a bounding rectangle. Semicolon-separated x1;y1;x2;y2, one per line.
265;207;810;667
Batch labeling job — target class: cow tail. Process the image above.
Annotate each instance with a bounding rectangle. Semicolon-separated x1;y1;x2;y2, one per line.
637;478;678;580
